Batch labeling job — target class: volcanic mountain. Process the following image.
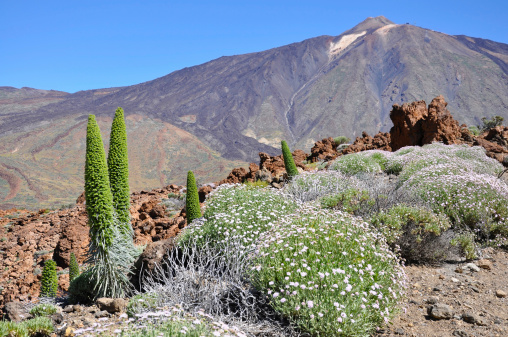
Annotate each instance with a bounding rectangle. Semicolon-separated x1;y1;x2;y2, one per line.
1;16;508;209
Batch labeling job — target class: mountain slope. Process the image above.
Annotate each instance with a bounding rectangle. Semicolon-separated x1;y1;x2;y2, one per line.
1;16;508;208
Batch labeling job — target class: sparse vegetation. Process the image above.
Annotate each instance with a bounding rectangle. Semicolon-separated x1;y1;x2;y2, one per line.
333;135;351;145
479;115;504;132
29;303;58;317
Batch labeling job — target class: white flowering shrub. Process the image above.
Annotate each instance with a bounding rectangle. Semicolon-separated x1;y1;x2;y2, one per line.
251;206;406;337
177;184;297;250
283;170;363;202
329;153;384;175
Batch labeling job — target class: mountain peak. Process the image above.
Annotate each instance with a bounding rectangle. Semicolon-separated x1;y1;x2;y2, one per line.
346;16;395;34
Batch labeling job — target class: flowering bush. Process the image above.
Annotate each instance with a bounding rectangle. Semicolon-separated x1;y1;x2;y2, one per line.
177;184;297;250
329;153;384;175
251;206;406;336
283;170;363;203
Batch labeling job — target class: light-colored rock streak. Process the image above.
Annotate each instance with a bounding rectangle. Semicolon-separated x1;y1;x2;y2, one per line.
329;31;367;56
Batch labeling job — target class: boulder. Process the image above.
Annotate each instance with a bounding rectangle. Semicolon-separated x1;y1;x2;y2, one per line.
96;298;128;314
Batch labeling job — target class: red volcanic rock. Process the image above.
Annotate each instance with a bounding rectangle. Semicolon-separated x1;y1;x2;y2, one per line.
342;132;391;154
389;95;462;151
308;137;339;162
218;163;260;185
483;126;508;148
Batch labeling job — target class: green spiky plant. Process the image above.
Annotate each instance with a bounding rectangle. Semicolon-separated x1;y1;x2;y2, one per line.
107;107;131;234
40;260;58;298
81;114;132;300
186;171;202;223
68;252;80;282
281;140;299;178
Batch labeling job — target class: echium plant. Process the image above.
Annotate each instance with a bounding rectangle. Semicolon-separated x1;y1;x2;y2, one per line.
281;140;299;178
40;260;58;298
186;171;202;223
107;107;131;235
68;252;80;282
83;115;133;299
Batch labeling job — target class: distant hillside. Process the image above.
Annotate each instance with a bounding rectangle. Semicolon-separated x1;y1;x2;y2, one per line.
1;16;508;209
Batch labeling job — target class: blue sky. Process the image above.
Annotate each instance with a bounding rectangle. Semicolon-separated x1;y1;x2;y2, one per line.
1;0;507;93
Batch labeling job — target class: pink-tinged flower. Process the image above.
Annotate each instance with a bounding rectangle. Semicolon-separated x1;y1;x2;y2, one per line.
280;298;287;303
273;292;279;297
337;317;343;323
310;314;315;319
307;300;314;308
295;306;300;311
346;284;352;292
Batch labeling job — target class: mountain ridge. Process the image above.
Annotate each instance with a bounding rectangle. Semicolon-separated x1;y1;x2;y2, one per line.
1;16;508;208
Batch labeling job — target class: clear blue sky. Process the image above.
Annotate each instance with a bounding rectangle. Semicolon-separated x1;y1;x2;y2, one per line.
1;0;507;93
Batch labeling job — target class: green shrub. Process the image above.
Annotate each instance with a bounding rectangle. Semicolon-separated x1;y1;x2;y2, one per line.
370;204;454;264
281;140;299;178
126;292;159;317
0;320;28;337
251;206;405;336
22;316;53;336
451;233;477;260
468;125;480;136
329;153;383;175
68;252;80;282
29;303;57;317
479;115;504;132
40;260;58;298
320;188;373;216
333;136;350;145
107;107;132;231
68;270;95;304
244;180;269;188
185;171;202;223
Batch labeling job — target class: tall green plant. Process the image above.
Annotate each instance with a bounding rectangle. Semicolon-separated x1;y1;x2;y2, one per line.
68;252;80;282
281;140;299;178
186;171;202;223
107;107;131;230
40;260;58;298
85;115;115;249
83;114;132;299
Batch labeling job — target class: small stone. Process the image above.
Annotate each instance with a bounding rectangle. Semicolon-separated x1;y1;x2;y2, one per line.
96;297;128;313
72;305;82;313
439;274;445;279
463;263;480;272
428;303;453;320
471;286;480;293
496;290;507;298
427;296;439;304
413;283;421;288
408;323;414;327
452;330;469;337
462;312;487;326
455;267;463;274
95;310;110;318
50;313;64;324
451;277;460;283
477;259;493;270
63;305;74;313
433;287;441;292
64;327;75;337
395;328;405;335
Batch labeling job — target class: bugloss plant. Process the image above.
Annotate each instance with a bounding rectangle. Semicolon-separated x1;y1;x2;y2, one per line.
329;153;383;175
281;140;299;178
40;260;58;298
251;206;406;337
186;171;202;223
68;252;79;282
107;107;132;233
82;114;134;300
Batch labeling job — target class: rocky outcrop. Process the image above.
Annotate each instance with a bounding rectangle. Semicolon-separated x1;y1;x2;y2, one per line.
390;95;463;151
342;132;391;154
308;137;340;163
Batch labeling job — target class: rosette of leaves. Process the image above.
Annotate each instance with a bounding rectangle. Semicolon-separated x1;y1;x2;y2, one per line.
186;171;202;223
40;260;58;298
281;140;299;178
